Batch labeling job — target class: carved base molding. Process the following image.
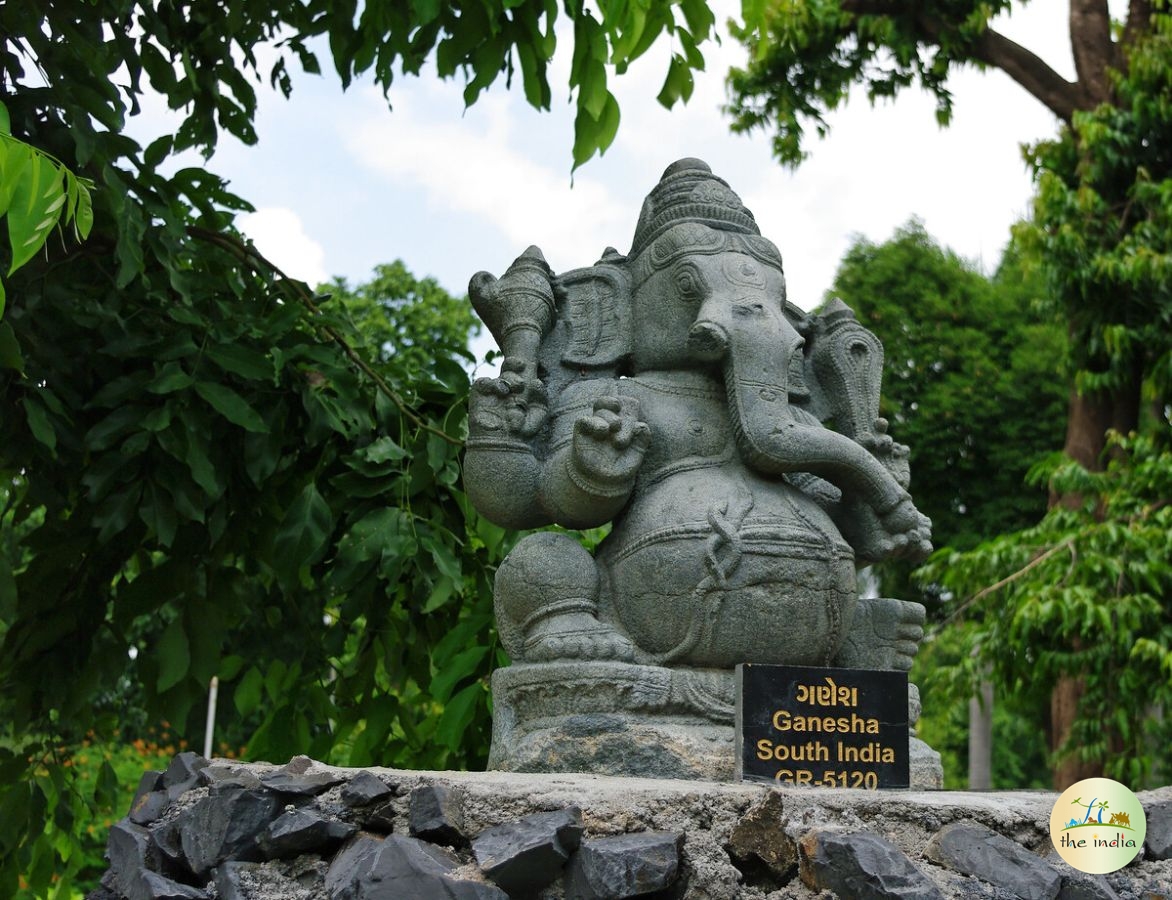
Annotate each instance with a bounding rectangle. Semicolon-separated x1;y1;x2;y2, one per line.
489;661;943;787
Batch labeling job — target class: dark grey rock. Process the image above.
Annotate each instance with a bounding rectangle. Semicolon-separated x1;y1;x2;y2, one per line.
258;769;345;796
139;871;209;899
798;829;943;900
564;831;684;900
1059;873;1121;900
725;791;797;883
199;766;263;791
162;752;210;801
410;784;467;846
214;861;256;900
178;788;284;876
257;808;357;859
341;770;395;807
473;807;583;894
283;755;314;775
362;799;397;833
326;834;507;900
128;790;169;826
106;821;156;900
130;771;164;813
1145;800;1172;860
150;821;190;875
926;820;1061;900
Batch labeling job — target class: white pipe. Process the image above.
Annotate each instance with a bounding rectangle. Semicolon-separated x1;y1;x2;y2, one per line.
203;676;219;759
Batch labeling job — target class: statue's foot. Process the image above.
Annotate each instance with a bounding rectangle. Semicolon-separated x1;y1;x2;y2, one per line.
522;612;636;662
835;597;925;671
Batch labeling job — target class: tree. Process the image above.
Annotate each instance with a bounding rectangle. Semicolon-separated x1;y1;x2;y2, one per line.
321;262;482;380
920;433;1172;786
827;220;1067;594
729;0;1172;786
0;0;731;892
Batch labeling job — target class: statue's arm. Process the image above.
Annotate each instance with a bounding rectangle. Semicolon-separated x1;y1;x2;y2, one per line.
464;361;552;530
536;393;649;529
465;371;649;531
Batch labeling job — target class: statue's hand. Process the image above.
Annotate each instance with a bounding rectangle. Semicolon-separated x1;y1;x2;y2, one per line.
878;496;933;561
859;418;911;488
840;494;932;564
469;356;548;441
571;396;651;493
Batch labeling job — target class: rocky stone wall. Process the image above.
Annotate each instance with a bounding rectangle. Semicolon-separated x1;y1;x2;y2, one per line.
90;753;1172;900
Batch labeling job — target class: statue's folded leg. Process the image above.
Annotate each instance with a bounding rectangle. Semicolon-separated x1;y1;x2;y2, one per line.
495;532;635;662
833;596;926;671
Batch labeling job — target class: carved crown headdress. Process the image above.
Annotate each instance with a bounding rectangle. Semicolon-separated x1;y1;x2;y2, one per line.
628;158;760;259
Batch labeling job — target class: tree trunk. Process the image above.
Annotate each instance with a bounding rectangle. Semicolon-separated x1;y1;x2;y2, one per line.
969;680;994;790
1049;370;1143;788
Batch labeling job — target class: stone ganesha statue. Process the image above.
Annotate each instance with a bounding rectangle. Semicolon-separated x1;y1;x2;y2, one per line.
465;159;934;780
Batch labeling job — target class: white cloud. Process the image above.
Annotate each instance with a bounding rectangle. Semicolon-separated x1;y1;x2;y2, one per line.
237;207;329;287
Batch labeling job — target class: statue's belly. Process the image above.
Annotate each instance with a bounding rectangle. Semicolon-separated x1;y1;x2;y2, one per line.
600;466;856;668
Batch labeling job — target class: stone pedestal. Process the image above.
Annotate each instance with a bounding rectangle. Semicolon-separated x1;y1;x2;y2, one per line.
90;755;1172;900
490;661;943;788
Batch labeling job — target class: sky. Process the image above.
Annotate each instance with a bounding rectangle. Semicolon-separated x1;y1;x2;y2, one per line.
155;0;1078;363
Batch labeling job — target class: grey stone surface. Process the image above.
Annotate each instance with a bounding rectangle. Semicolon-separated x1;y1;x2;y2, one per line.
258;769;345;796
1148;800;1172;860
1058;872;1121;900
341;770;394;807
799;829;943;899
464;157;938;781
91;759;1172;900
472;806;583;893
257;807;357;858
926;819;1062;900
138;871;208;900
162;752;209;801
725;791;797;883
128;790;169;826
411;783;468;846
326;834;508;900
106;821;156;900
564;831;685;899
178;787;283;875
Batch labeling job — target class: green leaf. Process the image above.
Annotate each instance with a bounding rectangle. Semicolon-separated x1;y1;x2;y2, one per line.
273;482;334;584
140;481;179;547
147;362;195;394
364;436;407;464
7;148;67;274
0;101;9;135
234;666;263;716
0;321;24;372
435;683;482;751
206;344;272;380
431;645;488;703
156;617;190;692
22;396;56;452
93;760;120;810
194;381;269;432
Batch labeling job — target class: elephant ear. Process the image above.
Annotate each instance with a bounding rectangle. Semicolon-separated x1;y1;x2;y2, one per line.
553;254;631;370
806;298;884;442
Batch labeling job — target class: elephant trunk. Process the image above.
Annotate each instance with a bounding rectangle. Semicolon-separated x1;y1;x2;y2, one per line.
693;299;907;516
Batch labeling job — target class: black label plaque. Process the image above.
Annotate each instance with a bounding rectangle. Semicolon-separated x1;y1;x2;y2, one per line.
735;664;909;789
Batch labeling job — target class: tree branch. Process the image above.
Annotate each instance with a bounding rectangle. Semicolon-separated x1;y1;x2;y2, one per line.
969;27;1084;121
931;536;1078;635
187;226;463;447
1122;0;1154;55
836;0;1084;121
1068;0;1115;104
